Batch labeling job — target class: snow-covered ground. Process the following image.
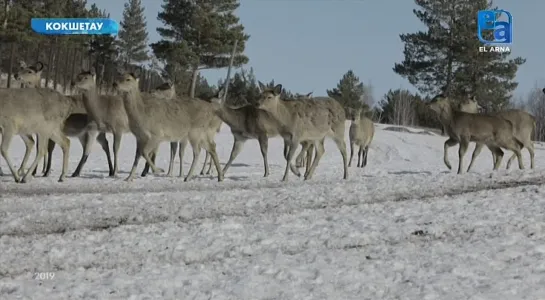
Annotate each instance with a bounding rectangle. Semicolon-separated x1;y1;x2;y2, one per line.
1;122;545;299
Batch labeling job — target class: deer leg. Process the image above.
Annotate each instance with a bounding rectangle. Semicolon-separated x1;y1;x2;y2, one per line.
528;142;535;169
305;143;314;176
357;146;363;168
17;135;35;177
178;139;187;178
21;135;51;183
50;134;70;182
359;146;366;168
283;141;289;160
141;146;158;177
41;139;49;174
363;145;369;167
112;132;122;177
514;145;525;170
287;141;302;177
31;135;41;177
443;138;458;170
201;139;223;182
167;141;178;177
457;139;469;174
184;141;201;182
223;135;246;176
466;143;484;172
205;151;214;175
295;142;307;168
141;142;164;175
332;135;349;180
305;139;325;180
282;139;299;182
348;141;355;167
0;128;21;182
71;131;96;177
96;132;114;176
200;150;210;175
42;139;57;177
257;135;274;177
491;146;504;170
125;142;143;182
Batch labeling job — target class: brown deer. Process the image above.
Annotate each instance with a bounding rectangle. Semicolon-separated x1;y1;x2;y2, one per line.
71;69;130;177
0;85;87;182
348;107;375;168
254;82;348;181
427;94;524;174
112;70;222;182
458;97;535;171
15;62;114;177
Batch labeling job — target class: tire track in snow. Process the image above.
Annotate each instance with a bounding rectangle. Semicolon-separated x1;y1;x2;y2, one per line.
1;175;544;238
0;222;485;280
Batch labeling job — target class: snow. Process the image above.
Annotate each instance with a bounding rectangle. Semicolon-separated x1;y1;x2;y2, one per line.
1;122;545;299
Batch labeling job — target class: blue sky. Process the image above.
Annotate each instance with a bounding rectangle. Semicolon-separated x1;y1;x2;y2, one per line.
88;0;541;103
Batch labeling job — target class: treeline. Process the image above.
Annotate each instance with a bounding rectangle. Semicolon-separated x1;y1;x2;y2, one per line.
0;0;163;93
1;0;541;139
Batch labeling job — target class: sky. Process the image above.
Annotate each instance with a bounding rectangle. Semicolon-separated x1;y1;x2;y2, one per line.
87;0;542;103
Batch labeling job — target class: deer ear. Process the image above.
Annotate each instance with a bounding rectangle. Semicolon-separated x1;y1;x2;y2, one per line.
273;84;282;95
217;86;226;100
258;81;266;92
89;67;96;76
34;61;44;71
19;61;27;68
306;92;313;97
133;68;142;78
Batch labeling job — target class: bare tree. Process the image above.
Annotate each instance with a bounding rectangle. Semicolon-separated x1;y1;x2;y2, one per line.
380;89;417;126
361;82;375;109
521;84;545;141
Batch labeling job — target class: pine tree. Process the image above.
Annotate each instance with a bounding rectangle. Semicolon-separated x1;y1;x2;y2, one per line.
152;0;250;98
326;70;368;116
394;0;524;110
117;0;149;65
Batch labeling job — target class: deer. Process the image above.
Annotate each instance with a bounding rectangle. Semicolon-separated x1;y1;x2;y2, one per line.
0;84;88;182
1;61;42;177
207;86;302;179
293;92;316;171
112;70;223;182
254;82;348;181
426;94;524;174
348;107;375;168
15;61;114;177
458;97;536;171
140;81;222;178
71;69;130;178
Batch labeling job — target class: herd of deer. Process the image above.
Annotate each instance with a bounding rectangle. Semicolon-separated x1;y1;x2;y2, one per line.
0;61;538;184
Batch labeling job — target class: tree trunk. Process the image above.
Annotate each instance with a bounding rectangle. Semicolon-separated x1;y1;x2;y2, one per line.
6;42;15;88
3;0;10;30
189;67;199;98
44;38;57;88
53;43;61;91
34;42;41;63
62;47;71;93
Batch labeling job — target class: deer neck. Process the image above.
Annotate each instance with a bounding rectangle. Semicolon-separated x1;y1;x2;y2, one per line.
266;99;292;127
81;86;104;125
213;102;244;128
437;105;455;127
28;79;41;88
121;88;146;129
